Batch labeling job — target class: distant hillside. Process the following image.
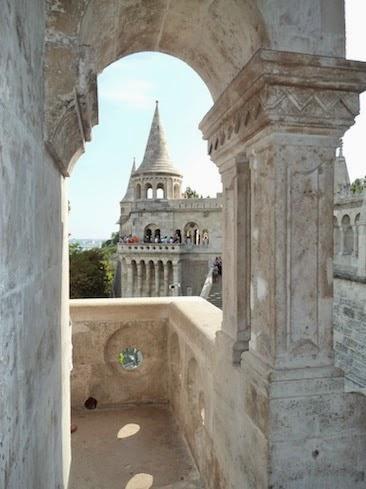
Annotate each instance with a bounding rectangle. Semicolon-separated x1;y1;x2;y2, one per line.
69;238;106;250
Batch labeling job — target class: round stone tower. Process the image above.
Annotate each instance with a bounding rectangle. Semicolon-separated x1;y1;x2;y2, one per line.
130;101;183;200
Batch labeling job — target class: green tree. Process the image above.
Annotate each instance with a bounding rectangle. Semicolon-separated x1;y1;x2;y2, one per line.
351;176;366;194
183;186;200;199
69;244;114;298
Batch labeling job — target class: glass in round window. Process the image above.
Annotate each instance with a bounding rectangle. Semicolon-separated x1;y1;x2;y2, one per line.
118;347;144;370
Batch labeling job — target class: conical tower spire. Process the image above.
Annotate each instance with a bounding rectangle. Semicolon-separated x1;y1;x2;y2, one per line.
122;158;137;201
135;101;182;176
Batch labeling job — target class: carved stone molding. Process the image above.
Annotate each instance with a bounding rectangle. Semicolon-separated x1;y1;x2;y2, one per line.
200;49;366;165
44;44;98;176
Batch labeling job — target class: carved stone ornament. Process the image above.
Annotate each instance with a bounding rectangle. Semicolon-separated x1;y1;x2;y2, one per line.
44;44;98;176
200;49;366;165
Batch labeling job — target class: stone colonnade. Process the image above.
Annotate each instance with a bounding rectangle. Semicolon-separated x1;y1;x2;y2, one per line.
122;258;182;297
334;207;366;278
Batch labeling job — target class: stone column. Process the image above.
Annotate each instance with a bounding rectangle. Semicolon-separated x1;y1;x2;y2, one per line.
200;49;366;488
136;261;142;297
125;261;133;298
145;262;151;297
163;262;169;296
353;225;359;257
172;261;182;296
217;154;251;363
155;262;160;296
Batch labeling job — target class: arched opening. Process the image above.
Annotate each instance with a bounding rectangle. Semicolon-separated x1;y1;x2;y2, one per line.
355;213;361;257
166;261;174;295
140;260;147;297
7;0;362;488
145;183;153;199
334;216;341;255
174;229;182;244
135;183;141;200
341;215;354;255
184;222;200;246
156;183;165;199
157;260;164;296
147;260;155;297
131;260;137;297
121;257;128;297
144;224;159;243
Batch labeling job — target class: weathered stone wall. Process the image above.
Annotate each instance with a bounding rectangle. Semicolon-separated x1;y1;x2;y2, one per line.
181;257;211;296
70;287;366;489
334;277;366;394
70;300;168;407
0;1;70;488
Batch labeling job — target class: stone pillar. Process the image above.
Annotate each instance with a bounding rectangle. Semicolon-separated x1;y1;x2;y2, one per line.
136;261;142;297
218;154;251;363
200;49;366;488
155;262;160;296
145;262;151;297
163;262;169;296
172;261;182;296
125;261;133;298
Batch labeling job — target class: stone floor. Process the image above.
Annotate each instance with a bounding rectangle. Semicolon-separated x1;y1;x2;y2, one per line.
69;405;202;489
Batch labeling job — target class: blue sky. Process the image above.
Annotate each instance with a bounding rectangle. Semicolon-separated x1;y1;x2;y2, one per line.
69;0;366;239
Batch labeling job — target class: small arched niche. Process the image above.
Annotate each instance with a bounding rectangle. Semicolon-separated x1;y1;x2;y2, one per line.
135;183;141;200
341;214;354;255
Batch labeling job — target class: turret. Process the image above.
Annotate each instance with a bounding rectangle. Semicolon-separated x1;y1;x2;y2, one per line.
334;140;350;194
132;101;183;200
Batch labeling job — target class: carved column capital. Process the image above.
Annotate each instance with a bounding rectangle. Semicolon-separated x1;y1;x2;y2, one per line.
200;49;366;167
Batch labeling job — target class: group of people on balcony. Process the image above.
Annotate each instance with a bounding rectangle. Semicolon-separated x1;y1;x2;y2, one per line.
143;232;182;244
119;234;140;244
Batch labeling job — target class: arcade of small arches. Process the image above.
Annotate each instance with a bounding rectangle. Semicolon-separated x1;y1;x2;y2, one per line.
121;258;181;297
134;177;182;200
334;212;361;256
142;223;209;245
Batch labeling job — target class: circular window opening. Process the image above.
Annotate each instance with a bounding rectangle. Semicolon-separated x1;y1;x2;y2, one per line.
118;347;144;370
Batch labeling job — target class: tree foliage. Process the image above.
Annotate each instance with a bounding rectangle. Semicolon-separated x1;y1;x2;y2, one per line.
69;243;114;298
183;186;200;199
351;176;366;194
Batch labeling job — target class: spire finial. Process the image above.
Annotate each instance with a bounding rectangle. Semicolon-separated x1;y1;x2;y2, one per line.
339;139;344;158
155;100;159;106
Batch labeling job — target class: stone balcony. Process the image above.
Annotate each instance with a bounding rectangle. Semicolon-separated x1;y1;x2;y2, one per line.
69;297;222;488
117;243;214;255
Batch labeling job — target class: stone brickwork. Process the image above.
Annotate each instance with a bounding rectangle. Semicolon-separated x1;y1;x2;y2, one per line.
334;278;366;394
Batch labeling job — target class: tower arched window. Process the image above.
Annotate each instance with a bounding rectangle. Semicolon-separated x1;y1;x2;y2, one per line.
156;183;165;199
145;183;153;199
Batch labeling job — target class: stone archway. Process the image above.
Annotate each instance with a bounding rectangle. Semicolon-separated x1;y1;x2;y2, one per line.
2;2;364;489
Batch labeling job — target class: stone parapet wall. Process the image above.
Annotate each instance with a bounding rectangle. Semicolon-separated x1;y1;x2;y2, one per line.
334;278;366;394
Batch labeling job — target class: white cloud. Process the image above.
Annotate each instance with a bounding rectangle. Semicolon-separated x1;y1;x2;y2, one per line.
99;79;154;109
